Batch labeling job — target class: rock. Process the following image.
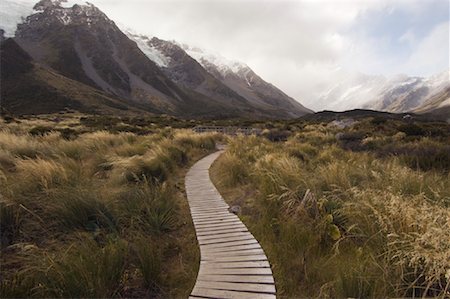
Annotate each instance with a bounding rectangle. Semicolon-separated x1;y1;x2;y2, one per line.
228;205;241;215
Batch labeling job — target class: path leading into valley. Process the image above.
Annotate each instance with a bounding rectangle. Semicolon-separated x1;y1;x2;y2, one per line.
185;150;276;299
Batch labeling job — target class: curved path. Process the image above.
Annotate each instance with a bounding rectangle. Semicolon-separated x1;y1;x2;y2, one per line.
185;150;276;299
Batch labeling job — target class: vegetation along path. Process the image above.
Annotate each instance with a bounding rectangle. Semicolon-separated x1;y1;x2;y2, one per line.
185;150;276;299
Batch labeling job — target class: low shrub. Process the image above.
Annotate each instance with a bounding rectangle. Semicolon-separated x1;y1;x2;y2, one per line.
29;126;53;136
38;239;127;298
50;188;117;232
398;123;425;136
131;237;162;290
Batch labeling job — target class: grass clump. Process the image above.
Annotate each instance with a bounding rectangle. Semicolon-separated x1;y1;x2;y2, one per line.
0;118;218;298
211;122;450;298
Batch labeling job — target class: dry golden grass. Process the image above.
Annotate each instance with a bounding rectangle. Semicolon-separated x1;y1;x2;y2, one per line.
211;123;450;298
0;117;218;298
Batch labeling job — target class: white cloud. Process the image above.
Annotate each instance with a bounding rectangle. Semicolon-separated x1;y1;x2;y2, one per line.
403;21;449;76
399;29;416;45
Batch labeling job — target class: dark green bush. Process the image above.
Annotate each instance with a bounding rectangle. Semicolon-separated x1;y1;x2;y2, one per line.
398;123;425;136
29;126;53;136
57;128;78;140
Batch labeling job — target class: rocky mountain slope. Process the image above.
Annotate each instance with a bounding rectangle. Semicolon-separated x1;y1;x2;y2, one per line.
126;33;312;118
1;38;143;115
1;0;311;118
13;0;198;115
180;44;312;117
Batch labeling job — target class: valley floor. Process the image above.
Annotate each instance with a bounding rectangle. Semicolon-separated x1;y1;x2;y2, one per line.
0;113;449;298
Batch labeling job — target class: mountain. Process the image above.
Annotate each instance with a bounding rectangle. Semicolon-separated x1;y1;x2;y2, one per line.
125;33;263;117
364;71;450;113
13;0;200;115
413;86;450;118
1;38;143;115
180;44;313;117
126;33;312;118
317;70;450;113
1;0;311;119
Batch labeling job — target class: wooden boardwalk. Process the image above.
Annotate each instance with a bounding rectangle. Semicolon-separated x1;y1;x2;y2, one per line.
185;150;276;299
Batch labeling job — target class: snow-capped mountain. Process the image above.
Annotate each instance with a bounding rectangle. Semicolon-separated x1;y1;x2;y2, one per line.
365;70;450;113
179;43;312;116
317;70;450;113
2;0;312;118
13;0;191;115
126;33;312;117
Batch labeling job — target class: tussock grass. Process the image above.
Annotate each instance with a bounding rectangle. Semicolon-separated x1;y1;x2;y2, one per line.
0;118;218;298
211;123;450;298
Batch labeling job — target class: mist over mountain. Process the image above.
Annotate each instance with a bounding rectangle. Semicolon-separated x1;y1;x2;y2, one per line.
317;70;450;114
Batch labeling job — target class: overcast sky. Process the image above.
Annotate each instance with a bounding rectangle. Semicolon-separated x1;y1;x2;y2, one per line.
3;0;449;109
91;0;450;108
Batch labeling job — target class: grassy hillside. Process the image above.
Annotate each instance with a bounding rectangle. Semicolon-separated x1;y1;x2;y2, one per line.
211;118;450;298
0;115;220;298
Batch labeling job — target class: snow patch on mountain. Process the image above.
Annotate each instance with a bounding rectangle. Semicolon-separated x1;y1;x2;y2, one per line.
59;0;87;8
124;32;172;68
317;69;450;112
179;43;249;77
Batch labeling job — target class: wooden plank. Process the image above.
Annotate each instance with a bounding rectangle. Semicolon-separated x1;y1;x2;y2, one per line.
193;216;240;223
198;274;274;284
191;210;230;216
191;287;276;299
197;224;248;236
201;254;268;263
194;219;242;227
201;243;263;253
201;239;259;249
193;215;240;223
200;260;271;269
195;280;275;293
198;231;253;241
199;235;255;246
196;222;245;231
202;248;265;258
191;211;232;218
199;267;273;276
197;229;249;237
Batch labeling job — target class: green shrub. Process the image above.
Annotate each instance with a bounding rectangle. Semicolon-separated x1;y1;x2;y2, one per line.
132;237;162;289
125;158;168;184
398;123;425;136
50;189;117;232
57;128;78;140
29;126;53;136
39;239;127;298
0;200;22;247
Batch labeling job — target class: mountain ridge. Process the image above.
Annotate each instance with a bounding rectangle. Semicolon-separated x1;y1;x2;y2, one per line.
0;0;312;119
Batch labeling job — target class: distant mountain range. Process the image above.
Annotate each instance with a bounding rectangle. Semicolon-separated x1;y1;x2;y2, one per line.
0;0;311;118
0;0;448;118
317;71;450;115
